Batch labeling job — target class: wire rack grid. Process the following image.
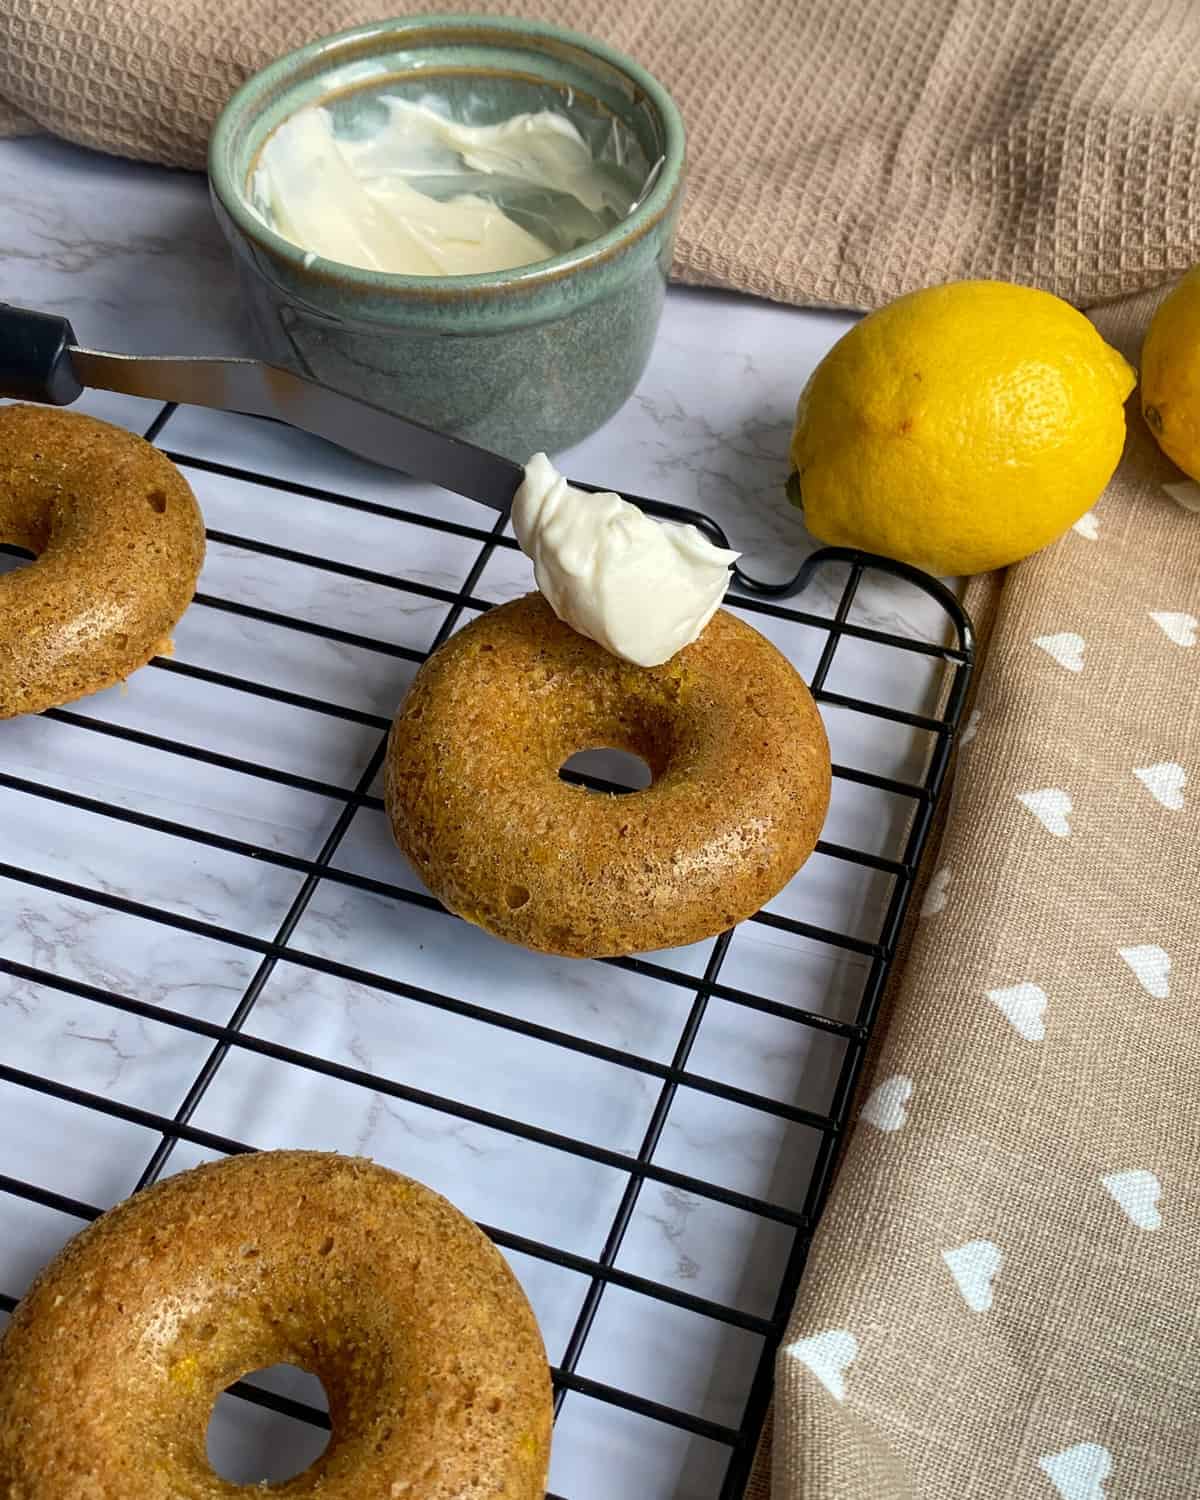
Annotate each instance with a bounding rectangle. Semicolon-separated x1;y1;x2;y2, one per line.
0;394;973;1499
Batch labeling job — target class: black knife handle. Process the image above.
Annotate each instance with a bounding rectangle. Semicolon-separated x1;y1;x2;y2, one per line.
0;303;84;405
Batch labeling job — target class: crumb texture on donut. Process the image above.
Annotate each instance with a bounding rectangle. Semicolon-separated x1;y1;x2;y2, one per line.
385;592;832;957
0;403;205;717
0;1150;552;1498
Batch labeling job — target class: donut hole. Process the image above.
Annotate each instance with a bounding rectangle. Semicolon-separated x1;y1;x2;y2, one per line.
559;747;653;793
206;1365;330;1484
0;543;36;577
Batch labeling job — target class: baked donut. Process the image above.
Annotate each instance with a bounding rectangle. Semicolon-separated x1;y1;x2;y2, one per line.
0;403;205;717
0;1151;552;1499
385;591;831;957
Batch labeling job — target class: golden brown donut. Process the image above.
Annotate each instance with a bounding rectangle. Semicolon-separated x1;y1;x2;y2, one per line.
385;592;831;957
0;403;205;717
0;1151;552;1499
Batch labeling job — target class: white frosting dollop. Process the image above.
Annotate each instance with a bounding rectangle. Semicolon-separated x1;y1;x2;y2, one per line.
512;454;740;667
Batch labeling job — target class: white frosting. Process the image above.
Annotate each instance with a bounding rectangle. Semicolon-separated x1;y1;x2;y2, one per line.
252;98;628;277
512;454;740;668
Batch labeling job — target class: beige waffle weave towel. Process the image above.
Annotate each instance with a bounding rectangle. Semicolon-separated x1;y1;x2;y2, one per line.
4;0;1200;308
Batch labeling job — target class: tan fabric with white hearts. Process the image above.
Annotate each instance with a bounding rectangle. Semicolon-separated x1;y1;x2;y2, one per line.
2;3;1199;1495
4;0;1200;308
774;292;1200;1498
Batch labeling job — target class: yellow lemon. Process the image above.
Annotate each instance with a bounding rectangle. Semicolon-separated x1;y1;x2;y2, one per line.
1141;266;1200;480
789;280;1135;576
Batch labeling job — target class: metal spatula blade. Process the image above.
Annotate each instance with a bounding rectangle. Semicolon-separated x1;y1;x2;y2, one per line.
0;302;523;513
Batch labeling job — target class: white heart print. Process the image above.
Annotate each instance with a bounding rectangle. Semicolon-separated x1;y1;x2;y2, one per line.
860;1075;912;1133
1162;479;1200;513
1149;610;1197;647
942;1238;1002;1312
1118;943;1171;998
1017;788;1072;837
1034;632;1086;673
921;866;951;917
786;1329;858;1402
1072;511;1100;539
1038;1442;1113;1500
1101;1169;1162;1230
985;983;1047;1041
1133;761;1186;811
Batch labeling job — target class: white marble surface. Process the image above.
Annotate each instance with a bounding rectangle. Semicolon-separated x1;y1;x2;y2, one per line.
0;136;963;1498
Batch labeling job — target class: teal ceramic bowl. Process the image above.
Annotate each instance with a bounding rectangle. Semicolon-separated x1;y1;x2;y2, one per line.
208;14;685;460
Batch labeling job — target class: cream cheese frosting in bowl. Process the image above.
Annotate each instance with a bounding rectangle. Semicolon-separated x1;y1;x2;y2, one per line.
209;16;685;459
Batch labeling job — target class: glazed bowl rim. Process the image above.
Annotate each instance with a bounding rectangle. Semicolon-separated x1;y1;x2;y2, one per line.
208;11;686;299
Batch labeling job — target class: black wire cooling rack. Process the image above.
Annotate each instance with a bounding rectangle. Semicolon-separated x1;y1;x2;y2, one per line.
0;399;974;1499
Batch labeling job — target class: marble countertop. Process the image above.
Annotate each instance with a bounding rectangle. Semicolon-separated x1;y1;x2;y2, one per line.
0;136;962;1498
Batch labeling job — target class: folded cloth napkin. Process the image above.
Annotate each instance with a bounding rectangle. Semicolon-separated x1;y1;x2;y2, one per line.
3;0;1200;308
771;289;1200;1498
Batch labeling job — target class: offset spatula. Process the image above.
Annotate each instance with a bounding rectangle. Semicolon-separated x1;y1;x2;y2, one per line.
0;302;524;513
0;301;783;595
